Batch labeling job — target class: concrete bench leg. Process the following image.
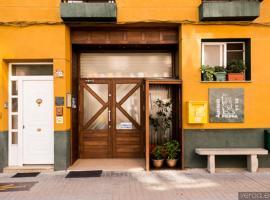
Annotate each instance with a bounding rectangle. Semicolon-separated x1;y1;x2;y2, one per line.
247;155;258;173
207;155;215;173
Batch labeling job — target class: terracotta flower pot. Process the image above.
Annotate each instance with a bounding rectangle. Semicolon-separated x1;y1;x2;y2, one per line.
166;159;178;168
152;159;164;168
227;73;245;81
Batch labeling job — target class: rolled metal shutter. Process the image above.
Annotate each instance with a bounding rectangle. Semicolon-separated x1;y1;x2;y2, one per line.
80;53;172;78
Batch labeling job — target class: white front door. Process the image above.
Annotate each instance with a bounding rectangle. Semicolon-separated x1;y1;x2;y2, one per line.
22;80;54;164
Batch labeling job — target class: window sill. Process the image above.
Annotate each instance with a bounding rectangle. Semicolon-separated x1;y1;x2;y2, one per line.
200;81;252;83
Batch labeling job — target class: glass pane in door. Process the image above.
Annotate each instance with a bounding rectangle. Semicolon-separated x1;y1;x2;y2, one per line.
12;64;53;76
116;83;141;129
88;84;108;102
116;84;136;102
83;88;102;125
121;88;141;125
12;98;18;112
12;81;18;96
116;108;134;130
88;108;108;130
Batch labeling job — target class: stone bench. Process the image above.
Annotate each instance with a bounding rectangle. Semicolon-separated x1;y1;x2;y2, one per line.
195;148;268;173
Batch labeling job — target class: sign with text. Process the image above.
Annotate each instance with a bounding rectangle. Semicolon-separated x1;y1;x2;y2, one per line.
209;88;244;123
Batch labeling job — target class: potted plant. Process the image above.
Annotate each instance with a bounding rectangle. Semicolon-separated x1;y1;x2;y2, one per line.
200;65;215;81
164;140;180;168
226;60;246;81
151;145;166;168
214;66;226;81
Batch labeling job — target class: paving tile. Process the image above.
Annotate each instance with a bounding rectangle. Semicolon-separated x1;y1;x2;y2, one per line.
0;170;269;200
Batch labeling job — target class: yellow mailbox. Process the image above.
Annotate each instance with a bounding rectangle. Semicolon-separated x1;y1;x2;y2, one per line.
188;101;208;124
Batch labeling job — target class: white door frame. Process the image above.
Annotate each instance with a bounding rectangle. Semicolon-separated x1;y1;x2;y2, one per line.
8;62;54;166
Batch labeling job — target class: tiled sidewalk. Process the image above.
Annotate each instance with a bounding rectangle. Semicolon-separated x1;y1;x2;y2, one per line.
0;170;270;200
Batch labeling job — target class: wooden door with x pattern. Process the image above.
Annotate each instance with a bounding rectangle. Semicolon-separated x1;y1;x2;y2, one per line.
79;78;144;158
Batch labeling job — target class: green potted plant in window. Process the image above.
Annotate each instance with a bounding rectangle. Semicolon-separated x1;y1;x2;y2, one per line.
200;65;215;81
226;60;246;81
164;140;180;168
151;145;166;168
214;66;227;81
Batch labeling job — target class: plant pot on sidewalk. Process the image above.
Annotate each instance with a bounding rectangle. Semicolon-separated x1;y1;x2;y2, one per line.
166;159;178;168
152;159;165;168
151;145;166;169
164;140;180;168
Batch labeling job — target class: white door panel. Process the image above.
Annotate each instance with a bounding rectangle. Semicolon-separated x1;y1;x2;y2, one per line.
22;80;54;164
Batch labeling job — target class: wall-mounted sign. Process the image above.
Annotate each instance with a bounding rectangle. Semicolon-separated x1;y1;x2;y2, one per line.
209;88;244;123
56;107;63;116
55;97;64;106
56;116;64;124
188;101;208;124
118;122;133;129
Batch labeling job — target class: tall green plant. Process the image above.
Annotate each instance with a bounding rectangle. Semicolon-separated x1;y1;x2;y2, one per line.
149;99;172;139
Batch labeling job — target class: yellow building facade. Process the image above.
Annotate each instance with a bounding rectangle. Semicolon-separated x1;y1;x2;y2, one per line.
0;0;269;171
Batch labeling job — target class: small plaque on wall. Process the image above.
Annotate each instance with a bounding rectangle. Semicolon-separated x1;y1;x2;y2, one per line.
55;97;64;106
56;116;64;124
209;88;244;123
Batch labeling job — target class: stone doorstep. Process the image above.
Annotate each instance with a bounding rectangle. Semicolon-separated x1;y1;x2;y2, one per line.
3;165;54;173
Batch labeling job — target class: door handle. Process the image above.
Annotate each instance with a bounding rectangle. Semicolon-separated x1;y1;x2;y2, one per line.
108;110;111;122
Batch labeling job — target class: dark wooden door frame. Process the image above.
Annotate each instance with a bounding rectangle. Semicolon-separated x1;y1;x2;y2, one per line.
145;79;183;171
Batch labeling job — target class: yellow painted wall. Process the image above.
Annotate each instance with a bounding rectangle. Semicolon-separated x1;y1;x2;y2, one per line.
116;0;270;23
0;61;8;132
0;25;71;132
181;24;270;129
1;0;269;25
0;0;61;22
0;0;270;132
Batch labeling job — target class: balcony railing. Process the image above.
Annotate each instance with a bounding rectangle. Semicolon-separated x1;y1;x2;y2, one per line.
60;0;117;22
199;0;262;21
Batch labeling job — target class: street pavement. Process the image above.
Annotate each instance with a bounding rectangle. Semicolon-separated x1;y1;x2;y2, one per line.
0;170;270;200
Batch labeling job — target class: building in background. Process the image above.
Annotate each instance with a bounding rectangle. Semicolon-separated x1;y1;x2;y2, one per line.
0;0;269;172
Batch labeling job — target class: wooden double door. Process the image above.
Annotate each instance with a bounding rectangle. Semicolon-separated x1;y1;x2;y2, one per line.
79;78;145;158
